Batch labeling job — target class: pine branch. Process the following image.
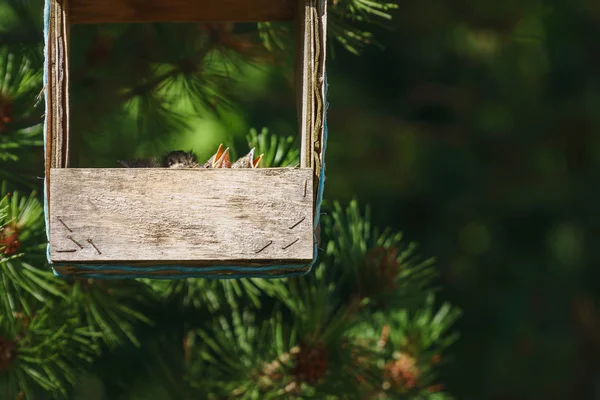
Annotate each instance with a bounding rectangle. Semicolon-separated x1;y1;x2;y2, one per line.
184;296;380;399
245;127;300;168
91;322;194;400
65;280;155;349
70;22;271;148
187;309;299;398
329;0;399;55
0;305;99;399
152;278;265;313
254;0;399;55
348;295;461;398
0;46;44;163
121;68;183;103
0;0;44;68
0;185;66;318
321;200;441;310
257;22;291;52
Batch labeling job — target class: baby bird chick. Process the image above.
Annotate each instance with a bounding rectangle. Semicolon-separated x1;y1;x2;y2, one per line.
231;148;264;168
163;150;199;168
202;144;231;168
118;157;161;168
218;150;232;168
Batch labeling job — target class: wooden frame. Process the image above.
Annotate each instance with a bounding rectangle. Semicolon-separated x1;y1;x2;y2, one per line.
45;0;327;277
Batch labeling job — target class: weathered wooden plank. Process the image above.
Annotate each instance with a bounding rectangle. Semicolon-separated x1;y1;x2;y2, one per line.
69;0;296;24
49;168;314;264
296;0;327;185
45;0;71;208
50;0;70;169
295;0;327;231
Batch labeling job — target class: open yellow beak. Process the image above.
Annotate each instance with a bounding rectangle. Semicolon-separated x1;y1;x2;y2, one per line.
252;153;264;168
214;147;231;168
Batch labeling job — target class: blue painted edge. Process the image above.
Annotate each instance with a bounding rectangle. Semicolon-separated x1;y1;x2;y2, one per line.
57;270;310;281
43;0;50;244
43;0;329;279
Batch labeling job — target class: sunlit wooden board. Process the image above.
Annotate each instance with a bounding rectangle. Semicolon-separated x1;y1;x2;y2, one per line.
49;168;314;264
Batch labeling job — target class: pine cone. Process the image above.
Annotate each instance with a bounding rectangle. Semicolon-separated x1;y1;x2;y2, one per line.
0;99;13;134
0;336;17;372
1;224;21;256
292;343;328;385
365;246;400;291
427;384;445;393
383;353;420;391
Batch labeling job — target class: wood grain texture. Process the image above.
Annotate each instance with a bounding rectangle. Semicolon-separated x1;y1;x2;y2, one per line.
295;0;327;213
45;0;71;208
312;0;327;183
70;0;296;24
296;0;314;169
49;168;314;264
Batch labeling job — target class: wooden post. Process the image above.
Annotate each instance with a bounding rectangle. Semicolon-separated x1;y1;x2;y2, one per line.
296;0;314;169
45;0;71;216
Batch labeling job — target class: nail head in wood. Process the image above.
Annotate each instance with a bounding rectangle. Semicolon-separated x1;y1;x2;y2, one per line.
289;217;306;230
255;240;273;254
57;217;73;232
87;239;102;255
67;235;84;249
282;238;300;250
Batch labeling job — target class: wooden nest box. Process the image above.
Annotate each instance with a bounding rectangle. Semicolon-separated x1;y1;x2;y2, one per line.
44;0;328;279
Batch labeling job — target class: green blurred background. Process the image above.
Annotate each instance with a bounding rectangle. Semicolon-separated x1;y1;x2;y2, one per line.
7;0;600;398
218;2;600;398
324;2;600;398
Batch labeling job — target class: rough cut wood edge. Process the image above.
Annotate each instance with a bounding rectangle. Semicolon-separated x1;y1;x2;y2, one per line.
70;0;296;24
296;0;327;196
49;168;314;264
51;0;70;169
45;0;71;209
297;0;313;169
314;0;327;178
53;259;308;267
52;265;310;277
